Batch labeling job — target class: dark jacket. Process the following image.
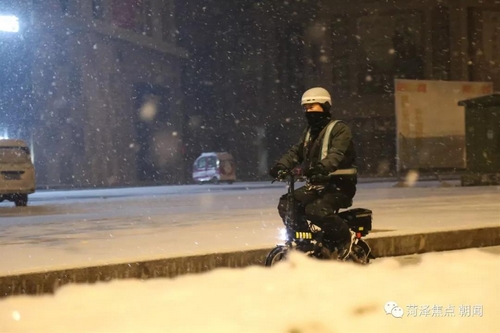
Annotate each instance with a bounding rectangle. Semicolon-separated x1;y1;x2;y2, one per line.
277;120;357;197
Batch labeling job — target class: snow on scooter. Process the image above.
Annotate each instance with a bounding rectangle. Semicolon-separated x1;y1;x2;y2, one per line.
265;169;374;266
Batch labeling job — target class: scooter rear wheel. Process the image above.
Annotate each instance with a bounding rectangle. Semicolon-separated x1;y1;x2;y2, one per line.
265;245;288;267
349;241;372;265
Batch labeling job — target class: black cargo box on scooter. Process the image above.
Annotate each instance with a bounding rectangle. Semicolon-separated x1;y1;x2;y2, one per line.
339;208;372;236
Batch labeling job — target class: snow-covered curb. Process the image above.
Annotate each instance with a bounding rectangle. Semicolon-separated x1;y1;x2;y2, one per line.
0;249;498;333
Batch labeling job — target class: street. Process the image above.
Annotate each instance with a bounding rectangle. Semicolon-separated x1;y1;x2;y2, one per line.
0;181;498;275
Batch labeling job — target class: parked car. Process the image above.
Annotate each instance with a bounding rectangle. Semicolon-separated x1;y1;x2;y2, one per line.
0;139;36;206
192;152;236;184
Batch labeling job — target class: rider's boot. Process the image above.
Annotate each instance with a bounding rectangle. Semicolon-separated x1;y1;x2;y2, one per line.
318;235;337;260
319;245;335;259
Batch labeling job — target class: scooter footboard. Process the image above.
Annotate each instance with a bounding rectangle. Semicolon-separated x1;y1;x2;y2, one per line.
339;208;372;236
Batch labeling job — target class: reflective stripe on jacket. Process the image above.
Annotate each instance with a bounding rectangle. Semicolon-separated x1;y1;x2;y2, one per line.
277;119;357;176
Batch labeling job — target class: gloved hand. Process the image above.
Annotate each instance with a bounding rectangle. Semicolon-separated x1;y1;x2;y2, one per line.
305;163;328;181
269;163;288;179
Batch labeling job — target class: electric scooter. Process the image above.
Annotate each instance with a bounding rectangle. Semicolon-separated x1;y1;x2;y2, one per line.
265;170;374;266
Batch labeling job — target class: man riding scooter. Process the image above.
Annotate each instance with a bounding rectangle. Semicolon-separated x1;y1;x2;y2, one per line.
269;87;358;261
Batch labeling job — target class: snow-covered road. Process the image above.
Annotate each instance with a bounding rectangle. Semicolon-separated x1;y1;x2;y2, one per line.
0;181;498;275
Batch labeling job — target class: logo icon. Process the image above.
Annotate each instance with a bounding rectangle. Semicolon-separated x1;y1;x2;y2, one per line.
385;301;404;318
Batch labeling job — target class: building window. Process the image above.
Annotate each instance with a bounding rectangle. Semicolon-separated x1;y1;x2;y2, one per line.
331;17;351;96
276;24;305;101
482;11;500;73
60;0;69;14
162;6;174;42
93;0;105;20
68;65;82;97
432;7;450;80
143;0;153;36
112;0;140;30
135;0;153;36
356;12;424;94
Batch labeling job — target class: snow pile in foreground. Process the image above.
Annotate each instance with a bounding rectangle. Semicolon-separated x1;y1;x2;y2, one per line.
0;249;498;333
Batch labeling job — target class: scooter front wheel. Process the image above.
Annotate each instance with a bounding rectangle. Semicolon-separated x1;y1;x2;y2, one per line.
265;245;289;267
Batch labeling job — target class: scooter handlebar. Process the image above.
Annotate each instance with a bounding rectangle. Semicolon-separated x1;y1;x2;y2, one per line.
272;169;307;183
272;168;357;184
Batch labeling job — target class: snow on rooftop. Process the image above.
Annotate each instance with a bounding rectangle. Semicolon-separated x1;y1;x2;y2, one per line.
0;249;498;332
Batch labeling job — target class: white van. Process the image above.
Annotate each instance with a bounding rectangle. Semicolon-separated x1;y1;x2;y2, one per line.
0;140;36;206
192;152;236;184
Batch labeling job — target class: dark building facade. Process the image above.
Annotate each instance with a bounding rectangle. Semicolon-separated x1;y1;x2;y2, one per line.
1;0;187;187
176;0;500;180
3;0;498;186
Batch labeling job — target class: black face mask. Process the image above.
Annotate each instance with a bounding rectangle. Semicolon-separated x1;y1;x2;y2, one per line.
305;112;330;133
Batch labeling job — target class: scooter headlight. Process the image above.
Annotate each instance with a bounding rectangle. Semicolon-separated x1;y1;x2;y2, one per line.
278;228;288;241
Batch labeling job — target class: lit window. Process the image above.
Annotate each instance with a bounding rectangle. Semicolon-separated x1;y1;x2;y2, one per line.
0;15;19;33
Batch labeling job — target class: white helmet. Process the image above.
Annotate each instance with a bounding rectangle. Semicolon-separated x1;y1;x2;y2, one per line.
301;87;331;106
